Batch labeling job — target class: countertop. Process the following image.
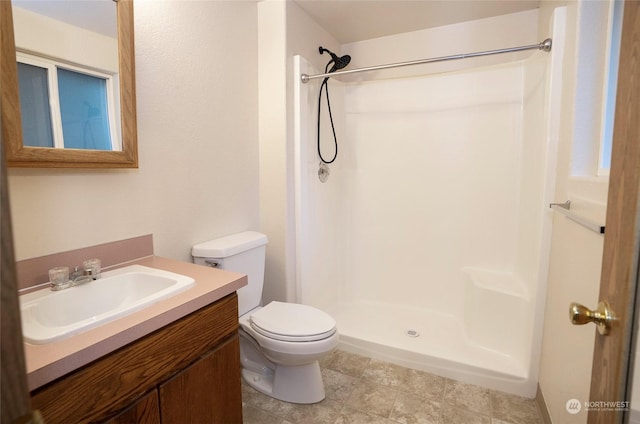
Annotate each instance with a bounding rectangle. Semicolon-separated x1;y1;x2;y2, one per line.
23;255;247;391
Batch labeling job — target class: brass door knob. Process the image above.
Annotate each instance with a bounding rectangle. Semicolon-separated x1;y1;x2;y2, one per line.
569;301;614;335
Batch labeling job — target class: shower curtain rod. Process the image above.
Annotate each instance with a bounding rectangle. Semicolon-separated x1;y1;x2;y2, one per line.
300;38;552;83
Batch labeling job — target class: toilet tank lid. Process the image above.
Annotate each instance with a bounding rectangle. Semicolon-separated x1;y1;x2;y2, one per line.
192;231;268;258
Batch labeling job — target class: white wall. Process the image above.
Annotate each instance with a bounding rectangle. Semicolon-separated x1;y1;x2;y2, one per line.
341;64;525;311
287;0;347;310
258;0;289;304
537;1;612;422
293;56;347;310
340;10;538;80
8;1;259;265
258;0;343;305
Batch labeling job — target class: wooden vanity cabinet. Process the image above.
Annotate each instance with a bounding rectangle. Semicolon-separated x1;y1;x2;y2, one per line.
105;390;161;424
30;293;243;424
159;336;240;423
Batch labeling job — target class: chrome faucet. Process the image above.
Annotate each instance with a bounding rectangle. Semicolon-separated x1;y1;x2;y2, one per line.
49;259;101;291
70;266;94;286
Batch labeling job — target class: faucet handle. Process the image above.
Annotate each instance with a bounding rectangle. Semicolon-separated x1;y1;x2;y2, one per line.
49;267;72;291
82;259;101;280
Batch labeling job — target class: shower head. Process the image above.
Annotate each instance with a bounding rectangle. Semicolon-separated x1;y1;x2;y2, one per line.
319;46;351;72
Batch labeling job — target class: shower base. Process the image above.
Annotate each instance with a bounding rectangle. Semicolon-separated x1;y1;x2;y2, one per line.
326;300;534;397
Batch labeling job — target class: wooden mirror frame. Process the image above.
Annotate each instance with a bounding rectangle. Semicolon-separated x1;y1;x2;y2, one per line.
1;0;138;168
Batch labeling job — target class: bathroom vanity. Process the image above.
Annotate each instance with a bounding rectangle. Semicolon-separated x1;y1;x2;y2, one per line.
22;256;246;423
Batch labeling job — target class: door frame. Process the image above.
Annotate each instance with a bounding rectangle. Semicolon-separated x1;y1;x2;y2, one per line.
588;1;640;423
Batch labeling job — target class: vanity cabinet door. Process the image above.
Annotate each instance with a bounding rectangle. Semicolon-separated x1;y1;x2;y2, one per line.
159;335;242;424
104;389;161;424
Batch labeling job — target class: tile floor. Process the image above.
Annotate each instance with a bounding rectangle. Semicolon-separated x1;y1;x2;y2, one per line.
242;349;544;424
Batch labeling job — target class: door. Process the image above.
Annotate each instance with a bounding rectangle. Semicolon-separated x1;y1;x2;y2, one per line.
159;336;243;424
0;1;35;422
0;110;33;422
584;1;640;423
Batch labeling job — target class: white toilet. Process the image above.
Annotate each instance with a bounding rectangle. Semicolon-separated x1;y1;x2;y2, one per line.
192;231;338;404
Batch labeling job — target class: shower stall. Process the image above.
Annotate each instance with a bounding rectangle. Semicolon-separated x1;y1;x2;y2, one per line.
293;9;565;397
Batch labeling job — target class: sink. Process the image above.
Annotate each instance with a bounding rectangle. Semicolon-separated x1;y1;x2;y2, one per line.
20;265;195;344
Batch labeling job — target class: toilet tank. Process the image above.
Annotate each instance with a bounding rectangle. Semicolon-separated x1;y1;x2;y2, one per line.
192;231;268;316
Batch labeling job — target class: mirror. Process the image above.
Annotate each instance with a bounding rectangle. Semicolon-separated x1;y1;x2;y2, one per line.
1;0;137;168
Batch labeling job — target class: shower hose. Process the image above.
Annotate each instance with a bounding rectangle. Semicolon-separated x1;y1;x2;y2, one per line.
317;62;338;164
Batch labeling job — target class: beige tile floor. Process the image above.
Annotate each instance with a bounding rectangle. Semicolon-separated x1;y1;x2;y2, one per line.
242;349;544;424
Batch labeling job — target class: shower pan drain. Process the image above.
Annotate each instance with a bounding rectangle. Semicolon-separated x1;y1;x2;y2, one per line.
405;329;420;338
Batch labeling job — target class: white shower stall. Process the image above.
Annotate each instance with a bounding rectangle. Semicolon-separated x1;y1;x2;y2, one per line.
293;9;565;397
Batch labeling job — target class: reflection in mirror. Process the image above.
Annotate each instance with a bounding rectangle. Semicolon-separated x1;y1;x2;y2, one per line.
13;1;119;151
1;0;137;168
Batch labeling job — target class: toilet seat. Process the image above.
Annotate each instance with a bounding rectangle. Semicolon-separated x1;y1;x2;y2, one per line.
250;301;336;342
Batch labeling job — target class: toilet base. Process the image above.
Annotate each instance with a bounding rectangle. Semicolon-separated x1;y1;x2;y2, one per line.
242;361;325;404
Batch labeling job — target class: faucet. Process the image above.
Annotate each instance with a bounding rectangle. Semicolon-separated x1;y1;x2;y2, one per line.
70;266;94;286
49;259;101;291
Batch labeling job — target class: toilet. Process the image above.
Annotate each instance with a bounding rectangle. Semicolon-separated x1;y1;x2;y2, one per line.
192;231;338;404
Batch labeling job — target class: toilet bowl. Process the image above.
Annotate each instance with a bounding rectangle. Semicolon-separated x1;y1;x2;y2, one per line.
192;231;338;404
239;302;338;403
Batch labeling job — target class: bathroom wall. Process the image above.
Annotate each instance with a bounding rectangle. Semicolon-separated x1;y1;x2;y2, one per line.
340;63;526;311
258;0;289;304
537;1;612;423
258;0;342;305
293;56;347;310
341;10;537;81
8;1;259;268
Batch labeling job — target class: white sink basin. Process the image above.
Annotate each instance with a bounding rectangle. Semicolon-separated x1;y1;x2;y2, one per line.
20;265;195;344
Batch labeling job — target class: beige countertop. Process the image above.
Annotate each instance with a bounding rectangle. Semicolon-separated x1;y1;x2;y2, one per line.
23;256;246;391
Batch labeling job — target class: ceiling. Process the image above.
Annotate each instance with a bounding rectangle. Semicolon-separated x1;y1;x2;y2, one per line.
293;0;541;44
12;0;540;46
